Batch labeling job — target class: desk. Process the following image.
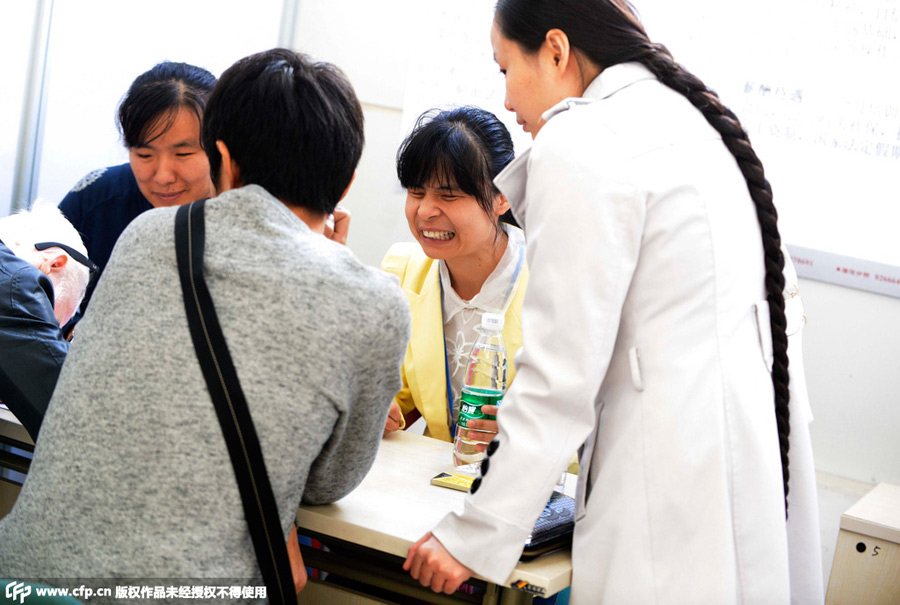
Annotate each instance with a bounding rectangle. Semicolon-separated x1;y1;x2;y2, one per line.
296;431;571;604
0;406;32;447
826;482;900;604
0;407;33;518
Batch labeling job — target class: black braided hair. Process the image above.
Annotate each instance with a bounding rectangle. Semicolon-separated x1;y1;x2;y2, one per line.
495;0;791;515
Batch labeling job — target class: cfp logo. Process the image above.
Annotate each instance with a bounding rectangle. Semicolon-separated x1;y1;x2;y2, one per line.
5;581;32;603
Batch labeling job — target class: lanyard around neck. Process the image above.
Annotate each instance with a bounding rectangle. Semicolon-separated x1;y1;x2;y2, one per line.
439;277;457;440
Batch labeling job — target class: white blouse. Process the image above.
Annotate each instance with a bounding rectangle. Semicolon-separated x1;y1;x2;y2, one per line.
439;224;525;422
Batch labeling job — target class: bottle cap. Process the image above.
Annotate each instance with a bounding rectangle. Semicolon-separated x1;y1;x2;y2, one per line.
480;312;504;331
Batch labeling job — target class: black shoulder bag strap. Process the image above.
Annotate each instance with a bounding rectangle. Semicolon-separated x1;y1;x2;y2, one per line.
174;200;294;604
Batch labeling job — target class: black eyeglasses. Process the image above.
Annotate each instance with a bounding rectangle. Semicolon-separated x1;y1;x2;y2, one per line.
34;242;99;277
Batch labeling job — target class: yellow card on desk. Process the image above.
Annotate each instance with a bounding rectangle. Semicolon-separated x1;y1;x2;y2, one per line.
431;472;475;492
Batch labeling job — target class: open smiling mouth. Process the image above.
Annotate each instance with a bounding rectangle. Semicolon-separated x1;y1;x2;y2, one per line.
422;230;455;241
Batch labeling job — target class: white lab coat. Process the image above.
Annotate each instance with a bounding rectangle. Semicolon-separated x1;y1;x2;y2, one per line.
431;63;822;604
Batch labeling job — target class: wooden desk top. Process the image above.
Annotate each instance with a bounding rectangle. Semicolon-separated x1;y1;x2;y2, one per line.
0;406;33;446
296;430;572;594
841;482;900;544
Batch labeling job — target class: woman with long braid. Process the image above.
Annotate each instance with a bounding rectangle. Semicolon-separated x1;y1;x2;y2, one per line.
404;1;821;602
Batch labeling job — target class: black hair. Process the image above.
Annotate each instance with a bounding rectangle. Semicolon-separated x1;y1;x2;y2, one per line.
496;0;792;514
397;106;518;228
201;48;364;214
118;61;216;148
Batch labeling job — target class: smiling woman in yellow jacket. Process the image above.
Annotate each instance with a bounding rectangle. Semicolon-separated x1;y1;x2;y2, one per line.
382;240;527;442
381;106;527;445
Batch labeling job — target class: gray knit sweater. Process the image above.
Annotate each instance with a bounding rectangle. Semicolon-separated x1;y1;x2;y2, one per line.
0;185;410;601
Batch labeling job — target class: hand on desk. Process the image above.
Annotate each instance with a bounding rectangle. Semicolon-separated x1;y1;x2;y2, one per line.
463;404;499;451
404;532;473;594
383;400;402;437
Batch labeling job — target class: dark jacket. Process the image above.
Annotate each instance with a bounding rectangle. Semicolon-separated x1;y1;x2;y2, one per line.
58;163;151;327
0;240;68;440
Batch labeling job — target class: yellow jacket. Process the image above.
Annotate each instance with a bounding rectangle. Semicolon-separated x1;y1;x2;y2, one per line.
381;241;528;443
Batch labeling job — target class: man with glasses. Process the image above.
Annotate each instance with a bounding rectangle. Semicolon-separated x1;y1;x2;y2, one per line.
0;200;92;441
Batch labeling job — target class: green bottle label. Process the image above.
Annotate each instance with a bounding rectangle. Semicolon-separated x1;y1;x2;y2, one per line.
457;388;503;430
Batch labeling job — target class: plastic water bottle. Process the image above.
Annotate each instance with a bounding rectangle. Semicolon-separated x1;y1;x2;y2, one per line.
453;312;507;472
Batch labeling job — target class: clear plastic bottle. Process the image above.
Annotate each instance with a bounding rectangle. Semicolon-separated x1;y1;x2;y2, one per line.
453;312;507;473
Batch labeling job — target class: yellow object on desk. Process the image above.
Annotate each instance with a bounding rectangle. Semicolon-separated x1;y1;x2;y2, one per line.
431;471;476;492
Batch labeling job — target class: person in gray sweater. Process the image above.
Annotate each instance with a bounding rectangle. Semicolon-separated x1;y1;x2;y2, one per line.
0;49;410;601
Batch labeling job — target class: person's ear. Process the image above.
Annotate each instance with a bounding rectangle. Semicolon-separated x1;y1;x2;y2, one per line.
37;250;67;277
339;171;357;202
215;140;241;193
494;193;511;216
544;28;572;74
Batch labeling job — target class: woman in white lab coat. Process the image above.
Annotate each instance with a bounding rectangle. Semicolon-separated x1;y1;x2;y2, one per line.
405;1;822;603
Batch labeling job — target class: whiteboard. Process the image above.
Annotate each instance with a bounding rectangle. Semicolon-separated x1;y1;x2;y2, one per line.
403;0;900;297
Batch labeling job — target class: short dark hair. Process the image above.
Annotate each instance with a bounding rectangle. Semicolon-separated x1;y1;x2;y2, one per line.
201;48;365;214
396;106;517;227
118;61;216;148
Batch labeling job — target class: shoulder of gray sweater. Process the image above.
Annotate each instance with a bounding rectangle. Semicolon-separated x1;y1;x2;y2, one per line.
105;206;179;266
331;256;411;352
119;189;410;344
118;205;179;241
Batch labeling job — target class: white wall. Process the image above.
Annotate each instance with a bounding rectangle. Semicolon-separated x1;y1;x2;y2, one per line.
0;1;37;217
292;0;900;490
293;0;415;265
802;279;900;485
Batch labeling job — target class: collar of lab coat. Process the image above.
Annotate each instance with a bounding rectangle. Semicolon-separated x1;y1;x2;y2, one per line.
575;62;655;102
494;61;655;230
